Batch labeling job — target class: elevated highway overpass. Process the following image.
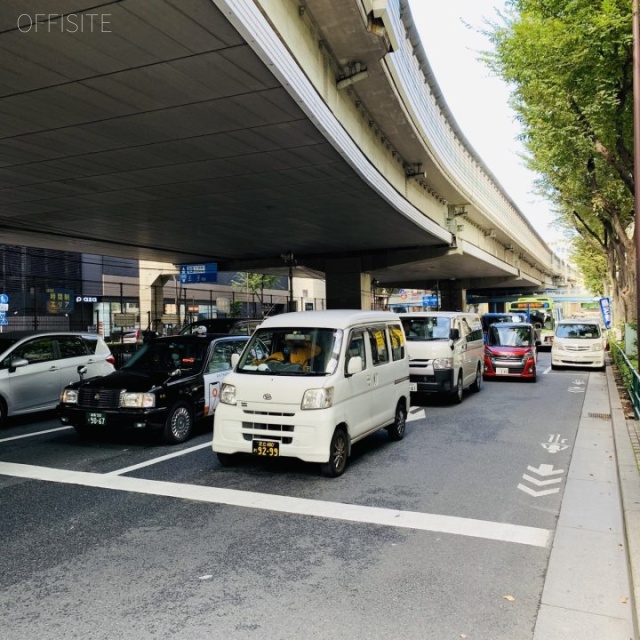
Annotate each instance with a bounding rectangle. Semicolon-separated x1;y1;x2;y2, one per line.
0;0;576;310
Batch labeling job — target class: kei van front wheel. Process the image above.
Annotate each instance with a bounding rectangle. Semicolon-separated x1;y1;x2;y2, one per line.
321;428;348;478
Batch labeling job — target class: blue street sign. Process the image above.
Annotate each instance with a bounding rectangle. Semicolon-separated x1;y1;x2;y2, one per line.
0;293;8;304
0;311;8;326
422;294;439;307
178;263;218;284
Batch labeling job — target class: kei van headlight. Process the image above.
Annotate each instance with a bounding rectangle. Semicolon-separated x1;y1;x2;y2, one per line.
220;383;237;405
301;387;334;410
121;392;156;408
61;388;78;404
432;358;453;369
592;342;603;351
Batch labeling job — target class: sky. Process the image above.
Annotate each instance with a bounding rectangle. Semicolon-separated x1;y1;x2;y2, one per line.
406;0;565;248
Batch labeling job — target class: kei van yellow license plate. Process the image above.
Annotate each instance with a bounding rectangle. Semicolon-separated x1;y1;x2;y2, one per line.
252;440;279;457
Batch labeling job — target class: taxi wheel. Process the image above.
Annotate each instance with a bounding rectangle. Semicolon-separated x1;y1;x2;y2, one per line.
387;403;406;441
321;428;348;478
163;403;193;444
0;399;6;428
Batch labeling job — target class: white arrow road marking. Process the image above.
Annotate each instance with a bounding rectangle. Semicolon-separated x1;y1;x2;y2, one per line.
527;464;565;477
517;484;560;497
521;474;563;487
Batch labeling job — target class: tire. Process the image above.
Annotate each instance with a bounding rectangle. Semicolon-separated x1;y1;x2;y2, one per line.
216;452;237;467
470;365;482;393
73;424;92;438
0;399;7;429
387;403;407;441
551;364;559;371
451;371;464;404
321;428;348;478
163;402;193;444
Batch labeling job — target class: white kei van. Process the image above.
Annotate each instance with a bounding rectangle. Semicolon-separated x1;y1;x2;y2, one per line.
212;310;411;477
398;311;484;403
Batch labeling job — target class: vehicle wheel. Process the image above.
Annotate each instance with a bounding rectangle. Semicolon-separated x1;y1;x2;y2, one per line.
551;364;559;371
387;403;407;441
470;365;482;393
216;452;237;467
73;424;92;438
321;428;348;478
451;371;464;404
0;399;7;429
163;402;193;444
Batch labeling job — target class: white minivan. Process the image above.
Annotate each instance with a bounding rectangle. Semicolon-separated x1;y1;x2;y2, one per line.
398;311;484;403
212;310;410;477
551;318;606;371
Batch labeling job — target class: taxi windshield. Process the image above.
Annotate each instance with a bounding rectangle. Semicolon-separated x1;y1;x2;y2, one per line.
237;328;342;375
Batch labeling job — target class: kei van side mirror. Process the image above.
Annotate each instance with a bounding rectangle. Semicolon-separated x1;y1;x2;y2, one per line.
346;355;363;376
449;328;460;341
231;353;240;368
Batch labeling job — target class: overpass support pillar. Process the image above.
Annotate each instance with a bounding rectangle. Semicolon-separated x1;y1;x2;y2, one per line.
439;280;468;312
139;262;176;330
324;258;372;310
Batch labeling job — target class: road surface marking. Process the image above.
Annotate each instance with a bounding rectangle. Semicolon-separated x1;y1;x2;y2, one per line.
107;442;212;475
0;461;551;548
0;426;72;443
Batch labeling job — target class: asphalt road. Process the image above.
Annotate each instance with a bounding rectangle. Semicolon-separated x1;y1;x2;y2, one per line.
0;351;590;640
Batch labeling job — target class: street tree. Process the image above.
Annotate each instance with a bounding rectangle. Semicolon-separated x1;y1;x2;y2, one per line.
484;0;635;322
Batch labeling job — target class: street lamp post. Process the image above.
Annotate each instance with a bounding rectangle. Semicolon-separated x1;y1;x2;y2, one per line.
281;251;296;312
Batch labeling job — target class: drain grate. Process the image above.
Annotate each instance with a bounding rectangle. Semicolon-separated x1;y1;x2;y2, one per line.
588;412;611;419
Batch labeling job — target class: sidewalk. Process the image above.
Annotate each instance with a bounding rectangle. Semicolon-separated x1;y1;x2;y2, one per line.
533;360;639;639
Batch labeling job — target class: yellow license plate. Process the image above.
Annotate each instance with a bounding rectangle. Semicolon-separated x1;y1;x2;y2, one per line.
252;440;279;457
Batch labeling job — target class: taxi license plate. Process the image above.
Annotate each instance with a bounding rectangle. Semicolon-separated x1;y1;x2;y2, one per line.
409;383;417;392
86;412;106;426
496;367;509;375
252;440;279;457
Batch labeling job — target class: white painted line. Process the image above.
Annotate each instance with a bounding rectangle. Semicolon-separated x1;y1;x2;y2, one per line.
407;408;426;422
542;366;551;374
517;483;560;497
0;426;72;443
107;441;212;475
521;474;562;487
0;462;551;548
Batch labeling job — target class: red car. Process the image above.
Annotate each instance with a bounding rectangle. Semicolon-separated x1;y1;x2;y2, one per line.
483;322;539;382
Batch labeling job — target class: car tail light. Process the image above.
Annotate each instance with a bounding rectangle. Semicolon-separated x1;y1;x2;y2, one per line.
106;355;116;366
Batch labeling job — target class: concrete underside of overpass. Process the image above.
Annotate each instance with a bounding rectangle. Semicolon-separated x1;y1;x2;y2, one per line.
0;0;544;303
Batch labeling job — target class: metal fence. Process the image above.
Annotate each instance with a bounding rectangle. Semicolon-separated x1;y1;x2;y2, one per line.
611;342;640;418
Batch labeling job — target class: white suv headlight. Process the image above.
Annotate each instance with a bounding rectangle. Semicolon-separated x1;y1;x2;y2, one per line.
61;389;78;404
220;383;237;405
121;392;155;408
301;387;334;410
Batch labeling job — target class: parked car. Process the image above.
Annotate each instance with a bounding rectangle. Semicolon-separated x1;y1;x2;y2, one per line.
0;331;115;426
551;319;606;371
480;312;527;342
483;322;539;382
179;317;258;335
399;311;484;403
213;310;410;477
57;334;263;444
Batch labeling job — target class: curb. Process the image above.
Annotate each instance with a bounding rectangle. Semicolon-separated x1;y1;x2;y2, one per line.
609;361;640;638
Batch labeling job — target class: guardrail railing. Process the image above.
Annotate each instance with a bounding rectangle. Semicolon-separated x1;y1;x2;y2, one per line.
611;342;640;419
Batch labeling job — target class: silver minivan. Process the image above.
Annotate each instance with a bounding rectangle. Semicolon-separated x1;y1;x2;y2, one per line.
0;331;115;426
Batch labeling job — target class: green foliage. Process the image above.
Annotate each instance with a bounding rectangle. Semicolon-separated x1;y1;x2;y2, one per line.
570;237;607;296
231;273;279;303
484;0;635;319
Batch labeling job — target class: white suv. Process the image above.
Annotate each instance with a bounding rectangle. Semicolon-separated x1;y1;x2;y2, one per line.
551;319;606;371
0;331;115;426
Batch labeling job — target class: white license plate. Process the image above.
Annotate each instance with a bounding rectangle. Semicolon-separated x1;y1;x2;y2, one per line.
496;367;509;375
86;412;106;425
409;383;417;391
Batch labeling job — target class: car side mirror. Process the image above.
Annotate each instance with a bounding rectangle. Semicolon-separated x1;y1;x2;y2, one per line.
77;365;88;381
346;355;363;376
231;353;240;368
449;328;460;341
9;357;29;372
